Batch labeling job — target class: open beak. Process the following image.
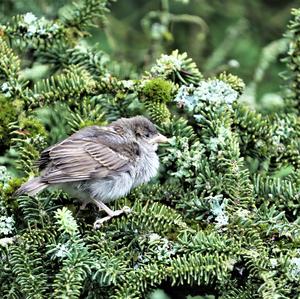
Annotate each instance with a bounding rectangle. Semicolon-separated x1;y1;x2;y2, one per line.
149;133;169;144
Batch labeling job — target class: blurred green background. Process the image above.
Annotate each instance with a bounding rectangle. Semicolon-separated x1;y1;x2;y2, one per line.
1;0;298;104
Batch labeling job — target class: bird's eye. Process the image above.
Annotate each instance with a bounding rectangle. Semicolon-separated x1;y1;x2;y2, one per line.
144;132;150;138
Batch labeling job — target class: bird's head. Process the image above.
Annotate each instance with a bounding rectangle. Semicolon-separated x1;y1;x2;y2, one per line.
111;116;169;151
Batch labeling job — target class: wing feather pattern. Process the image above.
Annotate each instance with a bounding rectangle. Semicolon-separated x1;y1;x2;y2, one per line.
37;127;137;184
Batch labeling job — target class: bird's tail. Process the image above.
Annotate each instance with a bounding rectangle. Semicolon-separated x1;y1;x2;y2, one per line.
15;177;48;196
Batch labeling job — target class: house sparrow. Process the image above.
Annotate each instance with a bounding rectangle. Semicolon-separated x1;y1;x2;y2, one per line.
16;116;168;228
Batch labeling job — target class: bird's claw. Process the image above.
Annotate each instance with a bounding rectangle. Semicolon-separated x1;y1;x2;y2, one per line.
93;216;113;229
93;206;132;229
122;206;132;214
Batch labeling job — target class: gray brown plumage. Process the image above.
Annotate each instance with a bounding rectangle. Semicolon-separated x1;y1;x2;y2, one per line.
16;116;168;227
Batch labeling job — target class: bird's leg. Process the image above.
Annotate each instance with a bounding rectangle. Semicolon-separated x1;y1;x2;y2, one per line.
76;199;93;217
79;201;89;210
78;198;95;210
93;199;131;229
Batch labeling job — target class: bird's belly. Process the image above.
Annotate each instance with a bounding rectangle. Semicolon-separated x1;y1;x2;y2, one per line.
89;172;133;203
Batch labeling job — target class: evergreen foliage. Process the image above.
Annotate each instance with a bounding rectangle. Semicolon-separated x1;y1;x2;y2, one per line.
283;8;300;112
0;1;300;299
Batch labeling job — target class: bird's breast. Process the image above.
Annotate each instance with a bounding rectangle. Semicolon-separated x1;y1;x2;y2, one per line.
133;151;159;187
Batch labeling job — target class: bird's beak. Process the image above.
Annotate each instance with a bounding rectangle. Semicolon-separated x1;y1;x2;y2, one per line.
149;133;169;144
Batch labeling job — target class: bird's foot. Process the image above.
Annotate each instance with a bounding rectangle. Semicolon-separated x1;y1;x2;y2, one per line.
93;206;131;229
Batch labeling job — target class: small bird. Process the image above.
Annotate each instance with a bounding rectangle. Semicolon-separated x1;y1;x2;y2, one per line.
16;116;168;227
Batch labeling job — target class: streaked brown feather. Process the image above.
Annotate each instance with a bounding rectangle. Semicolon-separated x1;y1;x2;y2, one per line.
38;126;139;184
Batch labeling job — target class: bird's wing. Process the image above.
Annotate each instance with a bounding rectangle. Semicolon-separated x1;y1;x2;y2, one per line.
38;127;138;184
